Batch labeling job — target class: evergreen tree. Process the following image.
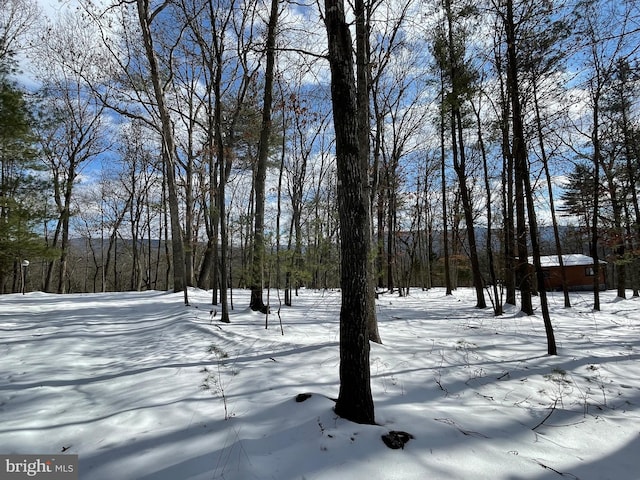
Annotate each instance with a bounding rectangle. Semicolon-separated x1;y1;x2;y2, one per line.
0;67;50;292
432;0;486;309
559;163;597;229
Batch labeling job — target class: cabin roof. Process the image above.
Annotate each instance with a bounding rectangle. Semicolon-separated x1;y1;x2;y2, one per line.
528;254;607;267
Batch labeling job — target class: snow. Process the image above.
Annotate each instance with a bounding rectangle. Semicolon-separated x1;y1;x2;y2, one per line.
530;254;606;267
1;287;639;479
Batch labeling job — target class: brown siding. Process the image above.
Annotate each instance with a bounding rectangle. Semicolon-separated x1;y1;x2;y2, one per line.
541;265;606;291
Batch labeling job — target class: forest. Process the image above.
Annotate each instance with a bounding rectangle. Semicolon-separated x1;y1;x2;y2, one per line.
1;0;640;313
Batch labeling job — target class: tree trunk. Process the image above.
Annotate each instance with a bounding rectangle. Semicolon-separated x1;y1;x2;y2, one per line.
386;183;396;293
619;71;640;297
57;163;76;294
354;0;381;343
453;109;486;308
505;0;556;354
603;166;626;298
184;155;195;288
590;94;602;311
372;106;385;290
473;100;502;315
211;20;230;323
136;0;186;296
533;81;571;308
494;42;516;306
250;0;279;313
524;172;558;355
439;85;452;295
442;0;484;308
324;0;375;425
218;155;229;321
44;209;62;293
503;0;532;315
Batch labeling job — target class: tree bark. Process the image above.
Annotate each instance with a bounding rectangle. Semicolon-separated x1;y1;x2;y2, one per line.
443;0;485;308
136;0;186;295
439;83;452;295
210;7;230;323
354;0;381;343
532;81;571;308
505;0;556;354
250;0;279;313
453;108;486;308
473;99;502;315
325;0;375;425
620;77;640;297
503;0;532;315
590;92;602;310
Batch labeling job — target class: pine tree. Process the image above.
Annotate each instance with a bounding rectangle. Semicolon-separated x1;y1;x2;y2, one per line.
559;163;597;229
0;68;50;292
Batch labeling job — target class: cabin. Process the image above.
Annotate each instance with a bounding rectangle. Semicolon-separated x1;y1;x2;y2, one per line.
529;254;606;291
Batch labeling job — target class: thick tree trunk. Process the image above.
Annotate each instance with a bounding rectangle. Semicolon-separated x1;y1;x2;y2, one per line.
250;0;278;313
325;0;375;425
354;0;381;343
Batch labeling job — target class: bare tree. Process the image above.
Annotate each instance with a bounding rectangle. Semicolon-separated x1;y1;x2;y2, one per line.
250;0;280;313
72;0;189;296
0;0;39;66
32;13;109;293
522;8;573;308
134;0;187;299
324;0;375;424
571;0;636;308
435;0;486;309
279;79;331;305
502;0;556;354
470;91;502;315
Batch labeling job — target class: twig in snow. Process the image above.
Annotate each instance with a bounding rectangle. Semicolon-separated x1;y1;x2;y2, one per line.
534;459;579;479
532;398;558;431
434;418;489;438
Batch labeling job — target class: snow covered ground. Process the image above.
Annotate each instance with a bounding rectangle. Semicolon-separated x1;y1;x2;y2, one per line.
1;287;639;479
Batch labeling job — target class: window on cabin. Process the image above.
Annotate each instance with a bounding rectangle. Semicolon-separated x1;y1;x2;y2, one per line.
585;267;595;276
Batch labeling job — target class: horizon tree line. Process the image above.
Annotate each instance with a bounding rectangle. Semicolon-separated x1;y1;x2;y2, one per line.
0;0;638;305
